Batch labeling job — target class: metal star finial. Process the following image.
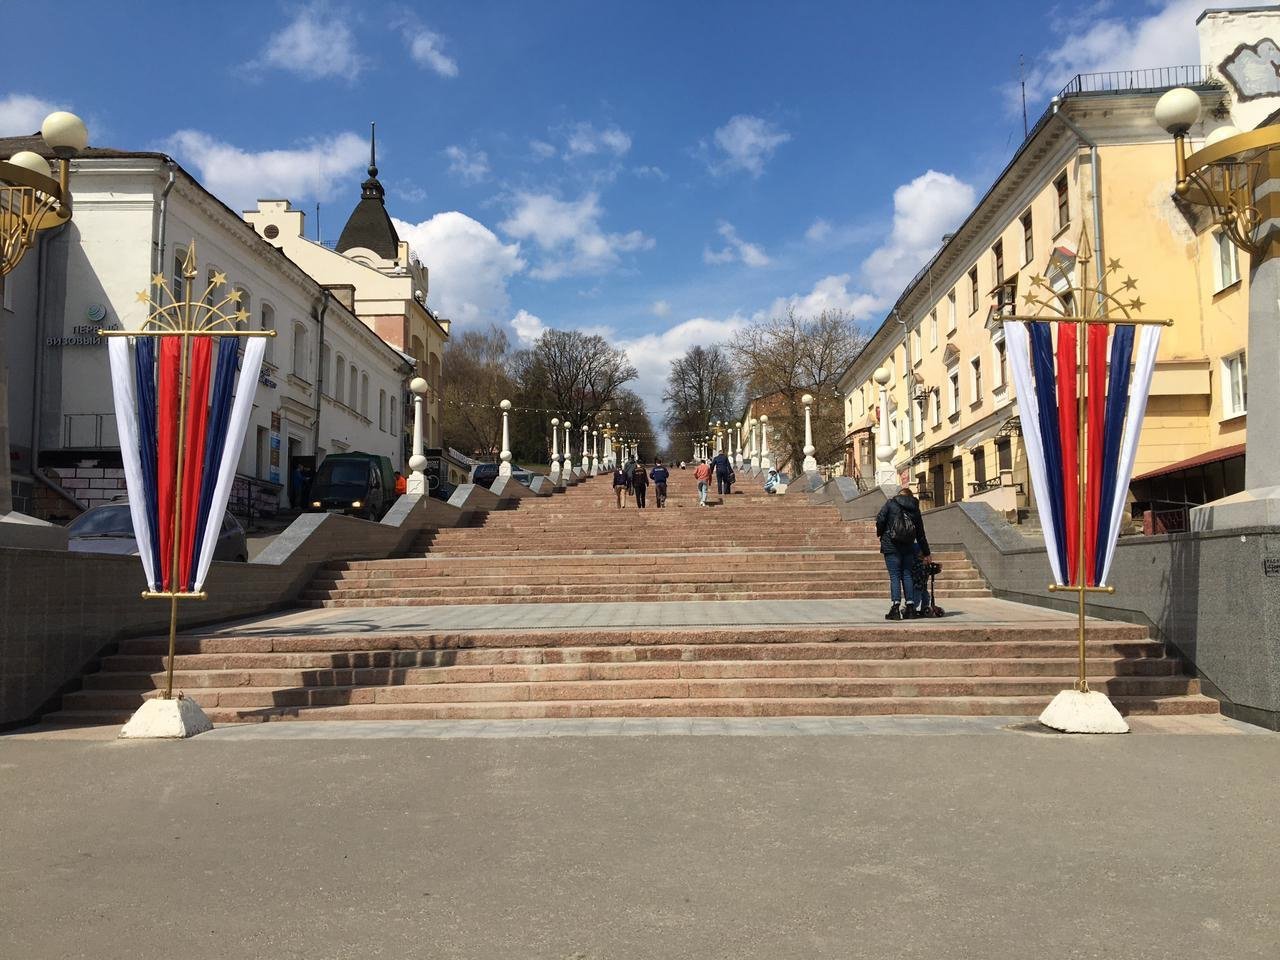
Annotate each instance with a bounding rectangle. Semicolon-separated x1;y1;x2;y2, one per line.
151;273;166;288
211;271;227;288
1107;258;1123;273
1030;274;1048;289
1129;297;1146;312
1121;276;1137;291
136;289;151;304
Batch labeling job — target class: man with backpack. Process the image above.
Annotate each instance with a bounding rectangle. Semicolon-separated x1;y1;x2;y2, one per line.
874;485;932;621
631;460;650;509
650;460;670;508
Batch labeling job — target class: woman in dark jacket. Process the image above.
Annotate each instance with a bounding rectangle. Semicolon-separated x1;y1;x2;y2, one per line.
874;486;932;621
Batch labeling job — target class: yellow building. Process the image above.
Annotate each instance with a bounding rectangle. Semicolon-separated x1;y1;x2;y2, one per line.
245;137;449;451
840;72;1248;524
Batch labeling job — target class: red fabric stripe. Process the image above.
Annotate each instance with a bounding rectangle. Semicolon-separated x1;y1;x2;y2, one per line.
1084;325;1108;586
156;338;181;591
178;337;213;592
1056;325;1080;585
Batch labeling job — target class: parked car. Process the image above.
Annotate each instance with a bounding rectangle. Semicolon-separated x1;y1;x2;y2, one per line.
307;453;396;520
67;501;248;562
469;462;530;489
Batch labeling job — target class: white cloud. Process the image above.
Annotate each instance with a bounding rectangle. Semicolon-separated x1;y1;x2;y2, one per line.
564;122;632;158
704;114;790;177
651;299;672;317
164;129;369;210
530;139;557;160
0;93;65;136
704;221;771;268
403;22;459;77
617;315;751;423
443;144;490;184
760;274;880;321
805;218;832;243
632;165;668;181
510;309;546;344
1019;0;1253;106
249;3;365;81
857;169;975;310
393;212;526;327
498;191;653;280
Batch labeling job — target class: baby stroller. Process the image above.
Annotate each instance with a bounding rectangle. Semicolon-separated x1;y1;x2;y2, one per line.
912;554;946;618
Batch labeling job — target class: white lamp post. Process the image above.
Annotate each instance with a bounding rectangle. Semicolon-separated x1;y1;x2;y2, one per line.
591;429;599;475
748;417;758;468
734;421;743;468
564;420;573;476
549;417;561;481
498;399;512;477
581;423;590;472
759;415;771;471
801;393;818;473
873;367;896;486
407;377;429;494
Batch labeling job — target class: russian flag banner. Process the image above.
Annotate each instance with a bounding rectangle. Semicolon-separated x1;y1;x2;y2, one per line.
1002;319;1161;588
107;336;266;594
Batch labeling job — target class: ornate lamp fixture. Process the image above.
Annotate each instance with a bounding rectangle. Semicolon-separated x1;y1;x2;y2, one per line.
1;111;88;278
1155;87;1280;257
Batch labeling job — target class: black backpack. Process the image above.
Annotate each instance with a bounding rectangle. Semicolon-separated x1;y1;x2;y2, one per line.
888;501;918;547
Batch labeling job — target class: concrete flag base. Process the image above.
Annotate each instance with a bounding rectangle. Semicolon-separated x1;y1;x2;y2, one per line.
1038;689;1130;734
119;697;213;739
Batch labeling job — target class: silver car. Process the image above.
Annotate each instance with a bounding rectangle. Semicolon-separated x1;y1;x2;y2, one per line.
66;501;249;563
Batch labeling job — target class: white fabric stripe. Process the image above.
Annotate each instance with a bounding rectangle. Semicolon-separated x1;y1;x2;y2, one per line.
194;338;265;592
1099;324;1162;586
108;338;158;591
1003;321;1066;586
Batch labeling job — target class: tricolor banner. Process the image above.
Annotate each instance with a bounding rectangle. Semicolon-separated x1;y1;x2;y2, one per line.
1003;320;1161;588
107;336;265;593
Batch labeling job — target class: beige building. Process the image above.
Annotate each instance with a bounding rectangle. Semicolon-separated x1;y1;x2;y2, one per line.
841;68;1249;523
245;143;449;452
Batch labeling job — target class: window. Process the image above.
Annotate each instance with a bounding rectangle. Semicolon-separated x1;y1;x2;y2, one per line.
389;401;396;437
930;389;941;427
205;268;217;306
951;458;964;502
1055;172;1069;231
1222;351;1247;418
360;373;369;417
997;437;1012;473
320;343;331;396
857;391;865;417
334;354;346;404
1214;230;1240;291
260;303;275;362
349;365;358;411
968;267;979;315
972;446;987;486
172;253;185;300
947;291;957;331
291;321;308;378
995;340;1008;390
992;240;1004;285
915;398;924;438
949;370;961;416
379;389;387;430
1021;210;1034;265
929;310;939;348
970;357;983;405
912;326;922;364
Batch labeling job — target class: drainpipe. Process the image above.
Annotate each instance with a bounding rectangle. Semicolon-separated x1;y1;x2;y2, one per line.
29;223;84;512
312;290;330;459
153;160;177;275
1050;97;1105;288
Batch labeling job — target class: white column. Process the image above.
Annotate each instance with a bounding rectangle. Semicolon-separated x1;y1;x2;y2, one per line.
498;399;512;477
564;421;573;475
801;393;818;473
734;421;743;468
591;430;599;475
581;424;590;472
873;367;896;485
748;418;758;468
759;414;771;471
549;417;561;481
407;377;428;494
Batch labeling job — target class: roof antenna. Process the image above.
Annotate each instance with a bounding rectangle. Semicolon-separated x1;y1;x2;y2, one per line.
1020;54;1029;139
316;202;321;244
369;121;377;177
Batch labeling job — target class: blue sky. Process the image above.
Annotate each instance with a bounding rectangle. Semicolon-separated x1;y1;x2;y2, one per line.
1;0;1227;415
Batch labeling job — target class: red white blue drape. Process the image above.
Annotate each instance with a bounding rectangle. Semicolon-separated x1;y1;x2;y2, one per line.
107;336;265;593
1002;320;1161;587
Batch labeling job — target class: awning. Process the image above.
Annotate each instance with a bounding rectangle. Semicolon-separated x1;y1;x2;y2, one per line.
1132;443;1245;483
910;442;953;466
958;418;1007;452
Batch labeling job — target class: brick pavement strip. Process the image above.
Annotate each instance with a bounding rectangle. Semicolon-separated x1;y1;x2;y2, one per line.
0;731;1277;960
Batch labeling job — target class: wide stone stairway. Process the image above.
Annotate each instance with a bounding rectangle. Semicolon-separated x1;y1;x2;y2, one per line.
50;474;1218;724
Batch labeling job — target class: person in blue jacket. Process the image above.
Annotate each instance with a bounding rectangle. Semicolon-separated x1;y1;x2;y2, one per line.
650;460;670;508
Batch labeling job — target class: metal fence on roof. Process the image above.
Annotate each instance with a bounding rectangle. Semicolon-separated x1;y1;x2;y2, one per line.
1056;65;1219;100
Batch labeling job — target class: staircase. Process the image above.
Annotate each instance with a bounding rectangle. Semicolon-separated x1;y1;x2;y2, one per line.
48;475;1218;725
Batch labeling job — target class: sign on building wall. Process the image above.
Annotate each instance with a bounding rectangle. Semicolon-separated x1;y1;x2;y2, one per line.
269;411;281;483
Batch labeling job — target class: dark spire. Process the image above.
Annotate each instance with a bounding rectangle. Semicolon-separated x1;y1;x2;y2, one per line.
336;120;400;259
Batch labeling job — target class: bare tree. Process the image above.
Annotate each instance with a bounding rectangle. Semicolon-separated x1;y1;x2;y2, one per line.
662;345;740;450
440;325;517;458
730;308;867;474
523;329;638;426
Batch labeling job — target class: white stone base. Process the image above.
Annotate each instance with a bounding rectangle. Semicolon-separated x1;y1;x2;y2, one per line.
1038;689;1130;734
119;697;213;739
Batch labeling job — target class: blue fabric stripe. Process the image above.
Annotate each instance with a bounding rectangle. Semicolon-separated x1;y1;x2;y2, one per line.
191;337;239;584
134;337;162;582
1029;322;1069;580
1094;324;1135;584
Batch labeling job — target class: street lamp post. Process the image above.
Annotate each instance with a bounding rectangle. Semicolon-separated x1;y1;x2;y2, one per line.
759;415;771;472
734;421;743;468
1155;87;1280;527
1;111;88;516
563;420;573;477
581;423;589;473
498;399;512;477
591;429;599;475
801;394;818;474
407;377;429;494
549;417;561;482
873;367;896;486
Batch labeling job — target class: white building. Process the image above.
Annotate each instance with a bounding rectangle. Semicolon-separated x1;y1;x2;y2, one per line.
0;139;410;521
